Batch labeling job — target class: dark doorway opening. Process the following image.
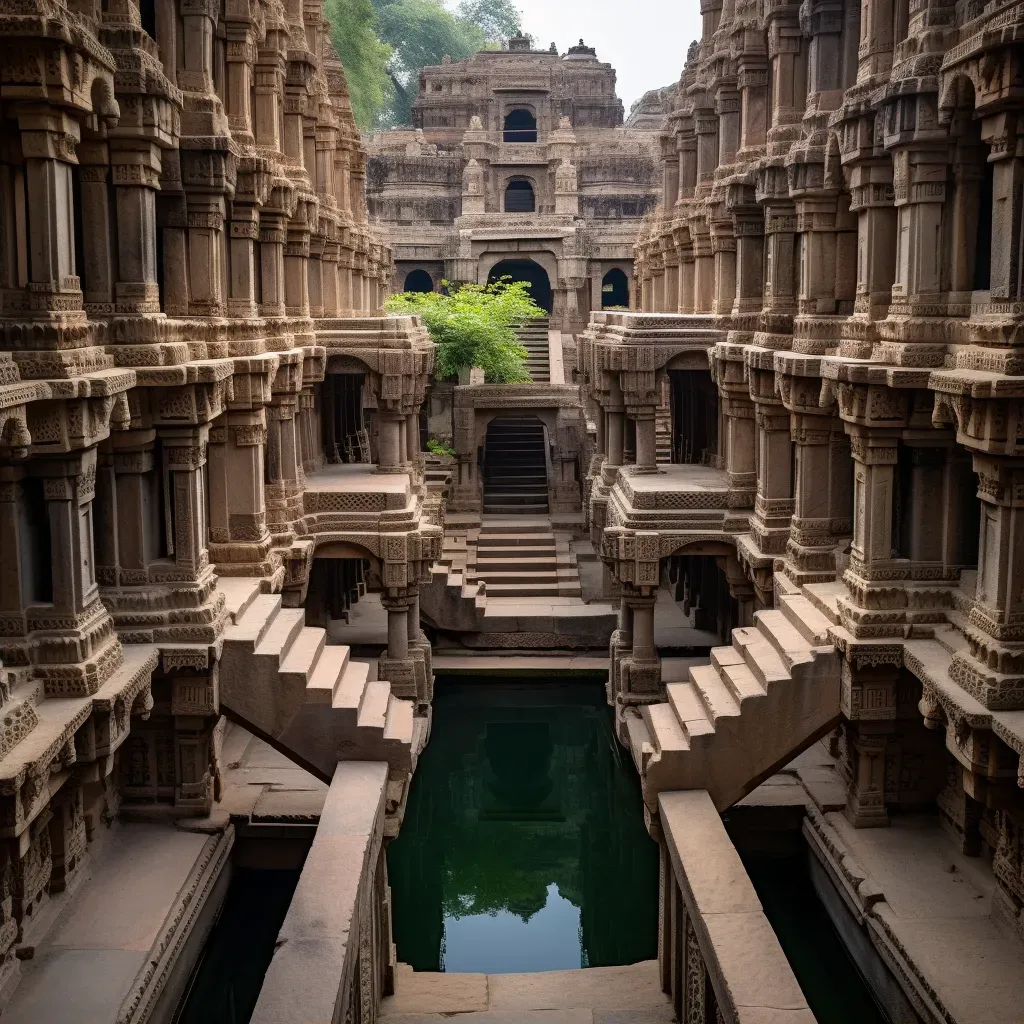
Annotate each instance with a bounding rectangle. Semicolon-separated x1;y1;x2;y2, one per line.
504;179;536;214
503;108;537;143
601;268;629;308
669;369;719;464
322;373;367;462
404;268;434;293
488;259;553;313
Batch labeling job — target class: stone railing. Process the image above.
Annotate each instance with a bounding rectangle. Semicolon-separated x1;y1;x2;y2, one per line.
658;790;815;1023
252;762;393;1024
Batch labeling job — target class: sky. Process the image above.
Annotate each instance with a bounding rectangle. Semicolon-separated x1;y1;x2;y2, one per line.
512;0;703;112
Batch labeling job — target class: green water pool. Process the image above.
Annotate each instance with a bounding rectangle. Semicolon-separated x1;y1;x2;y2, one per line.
387;678;660;974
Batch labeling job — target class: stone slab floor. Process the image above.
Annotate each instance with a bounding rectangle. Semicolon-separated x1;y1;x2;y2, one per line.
380;960;674;1024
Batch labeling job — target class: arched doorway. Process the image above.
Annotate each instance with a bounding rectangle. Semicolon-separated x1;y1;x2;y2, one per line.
601;268;629;308
403;269;433;293
503;108;537;143
487;259;552;313
504;179;535;213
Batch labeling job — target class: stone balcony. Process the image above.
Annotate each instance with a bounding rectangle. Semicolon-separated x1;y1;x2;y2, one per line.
604;464;749;545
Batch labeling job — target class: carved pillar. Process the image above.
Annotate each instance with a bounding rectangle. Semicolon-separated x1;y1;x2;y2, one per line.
109;140;162;314
16;105;83;316
76;141;116;315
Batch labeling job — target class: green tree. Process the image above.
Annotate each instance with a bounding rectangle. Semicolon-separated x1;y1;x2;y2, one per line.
455;0;522;46
325;0;395;129
372;0;483;126
386;279;545;383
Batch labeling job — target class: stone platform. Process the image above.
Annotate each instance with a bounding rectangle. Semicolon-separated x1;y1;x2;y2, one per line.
380;960;673;1024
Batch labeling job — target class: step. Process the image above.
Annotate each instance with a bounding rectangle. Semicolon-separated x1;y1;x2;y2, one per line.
689;663;741;722
779;594;834;646
480;582;578;596
383;696;415;745
230;594;285;647
642;702;690;755
666;681;711;735
279;627;327;684
624;710;653;772
474;570;565;583
755;609;814;667
733;628;790;689
720;660;765;703
252;607;306;660
332;659;371;712
306;645;352;705
475;562;560;575
357;679;391;730
483;507;551;516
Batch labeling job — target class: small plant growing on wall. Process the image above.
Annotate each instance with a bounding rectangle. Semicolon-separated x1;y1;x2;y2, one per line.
385;278;544;383
426;439;456;457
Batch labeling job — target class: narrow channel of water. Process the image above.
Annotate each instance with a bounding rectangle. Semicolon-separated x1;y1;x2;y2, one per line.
388;677;659;973
742;853;893;1024
174;867;301;1024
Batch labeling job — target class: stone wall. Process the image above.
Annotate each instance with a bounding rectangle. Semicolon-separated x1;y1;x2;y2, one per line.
584;0;1024;965
365;40;662;333
0;0;435;1009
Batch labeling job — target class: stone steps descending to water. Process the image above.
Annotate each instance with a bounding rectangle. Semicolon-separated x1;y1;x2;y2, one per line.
466;522;581;598
625;592;842;813
219;580;418;782
380;960;673;1023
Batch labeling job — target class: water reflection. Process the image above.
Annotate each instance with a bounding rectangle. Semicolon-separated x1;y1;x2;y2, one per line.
388;679;658;974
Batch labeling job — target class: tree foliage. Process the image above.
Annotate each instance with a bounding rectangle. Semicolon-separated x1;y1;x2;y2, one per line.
386;278;544;383
372;0;482;126
455;0;522;46
324;0;395;130
329;0;526;129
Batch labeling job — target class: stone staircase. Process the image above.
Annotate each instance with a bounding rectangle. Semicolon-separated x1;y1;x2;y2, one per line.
482;415;549;515
517;318;550;383
655;417;673;464
467;521;582;598
218;580;419;785
625;587;841;813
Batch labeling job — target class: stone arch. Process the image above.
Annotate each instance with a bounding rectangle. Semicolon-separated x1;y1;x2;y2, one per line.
486;257;552;312
503;108;537;143
403;268;434;293
504;177;536;213
601;268;630;308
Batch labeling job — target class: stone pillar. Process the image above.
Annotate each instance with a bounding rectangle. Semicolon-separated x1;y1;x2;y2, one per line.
710;215;737;316
33;450;121;694
16;105;83;316
951;456;1024;708
722;392;756;503
377;412;403;474
77;142;116;315
161;427;210;578
284;216;311;318
981;114;1024;303
889;145;949;316
387;601;409;661
228;204;260;318
259;212;287;318
750;399;794;556
760;194;798;344
634;410;659;473
606;409;625;468
110;141;162;314
99;430;160;582
732;200;765;317
185;192;226;316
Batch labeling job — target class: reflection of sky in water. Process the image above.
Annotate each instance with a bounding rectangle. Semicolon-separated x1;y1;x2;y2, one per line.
443;883;583;974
